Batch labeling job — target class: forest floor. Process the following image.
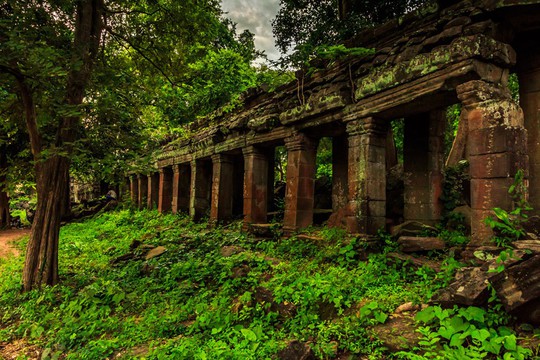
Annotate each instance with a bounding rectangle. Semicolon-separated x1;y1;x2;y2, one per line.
0;229;28;259
0;210;538;359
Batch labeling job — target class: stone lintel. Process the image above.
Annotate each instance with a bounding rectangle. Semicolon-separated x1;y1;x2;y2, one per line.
353;60;506;120
355;35;515;101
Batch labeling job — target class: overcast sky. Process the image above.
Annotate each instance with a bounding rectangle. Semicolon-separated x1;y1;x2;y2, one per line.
221;0;281;62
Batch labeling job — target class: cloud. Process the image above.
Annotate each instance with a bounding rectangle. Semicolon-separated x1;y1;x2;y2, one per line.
221;0;281;61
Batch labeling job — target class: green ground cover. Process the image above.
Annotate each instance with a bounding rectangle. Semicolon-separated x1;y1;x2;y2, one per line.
0;210;537;359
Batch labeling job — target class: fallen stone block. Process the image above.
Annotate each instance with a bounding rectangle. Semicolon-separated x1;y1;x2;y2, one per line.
391;221;437;237
512;240;540;254
432;267;492;307
490;254;540;324
398;236;446;252
145;246;167;260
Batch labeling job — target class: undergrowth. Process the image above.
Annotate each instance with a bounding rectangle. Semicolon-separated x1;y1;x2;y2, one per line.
0;209;537;359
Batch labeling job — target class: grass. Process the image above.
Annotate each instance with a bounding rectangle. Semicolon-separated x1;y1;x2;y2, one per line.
0;209;537;359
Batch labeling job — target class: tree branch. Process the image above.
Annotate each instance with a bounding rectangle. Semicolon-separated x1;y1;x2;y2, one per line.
105;27;176;87
0;65;42;158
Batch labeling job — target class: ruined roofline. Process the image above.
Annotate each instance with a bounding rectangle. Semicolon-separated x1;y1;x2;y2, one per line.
168;0;540;150
155;0;536;167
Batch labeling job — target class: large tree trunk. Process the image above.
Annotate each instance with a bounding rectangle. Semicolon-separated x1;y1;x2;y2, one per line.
0;150;9;229
22;157;69;289
21;0;104;291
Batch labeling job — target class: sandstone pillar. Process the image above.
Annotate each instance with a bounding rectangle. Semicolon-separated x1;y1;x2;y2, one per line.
147;172;159;209
283;133;318;234
171;165;180;214
457;80;528;246
176;164;191;214
210;154;235;223
345;118;387;234
190;159;212;220
242;146;269;228
332;135;349;211
403;111;445;225
518;50;540;214
158;167;173;213
130;175;139;204
137;174;148;209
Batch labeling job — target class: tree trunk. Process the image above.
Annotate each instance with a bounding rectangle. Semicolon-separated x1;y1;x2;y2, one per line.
22;156;70;290
21;0;104;291
0;150;9;229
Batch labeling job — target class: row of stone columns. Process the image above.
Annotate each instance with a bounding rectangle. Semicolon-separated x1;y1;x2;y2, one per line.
127;124;447;235
126;78;527;246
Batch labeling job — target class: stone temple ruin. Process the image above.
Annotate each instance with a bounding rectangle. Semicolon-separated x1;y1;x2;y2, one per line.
128;0;540;252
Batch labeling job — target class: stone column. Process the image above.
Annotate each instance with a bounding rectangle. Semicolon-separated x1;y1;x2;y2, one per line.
171;165;180;214
158;167;173;213
130;174;139;205
177;164;191;213
332;134;349;211
403;110;445;225
243;146;269;229
190;159;212;220
345;117;387;235
518;50;540;214
210;154;235;224
137;174;148;209
283;133;318;234
457;80;528;246
147;172;159;209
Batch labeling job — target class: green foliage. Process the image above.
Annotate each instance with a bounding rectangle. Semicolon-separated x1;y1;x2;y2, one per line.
0;211;534;358
441;160;469;221
391;119;405;163
509;73;520;102
316;137;333;179
1;0;263;190
397;305;532;360
484;170;532;247
272;0;429;68
445;104;461;158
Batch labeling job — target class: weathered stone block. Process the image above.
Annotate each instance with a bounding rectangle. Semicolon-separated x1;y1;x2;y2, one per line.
470;178;513;210
491;255;540;323
468;126;527;156
469;152;528;179
398;236;446;252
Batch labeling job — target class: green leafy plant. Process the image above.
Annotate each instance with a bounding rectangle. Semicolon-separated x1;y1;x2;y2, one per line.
398;305;533;360
485;170;532;247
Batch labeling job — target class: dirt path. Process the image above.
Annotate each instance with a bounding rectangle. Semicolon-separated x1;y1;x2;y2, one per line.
0;229;29;259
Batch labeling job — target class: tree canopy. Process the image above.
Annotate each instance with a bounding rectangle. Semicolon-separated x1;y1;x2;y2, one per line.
0;0;266;290
272;0;429;67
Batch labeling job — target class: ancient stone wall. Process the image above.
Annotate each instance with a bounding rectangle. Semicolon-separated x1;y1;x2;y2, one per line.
129;0;540;249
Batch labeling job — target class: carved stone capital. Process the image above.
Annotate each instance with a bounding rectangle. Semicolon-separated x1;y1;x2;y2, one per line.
211;153;233;164
284;132;318;151
242;145;267;159
457;80;524;129
346;117;387;137
456;80;511;109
